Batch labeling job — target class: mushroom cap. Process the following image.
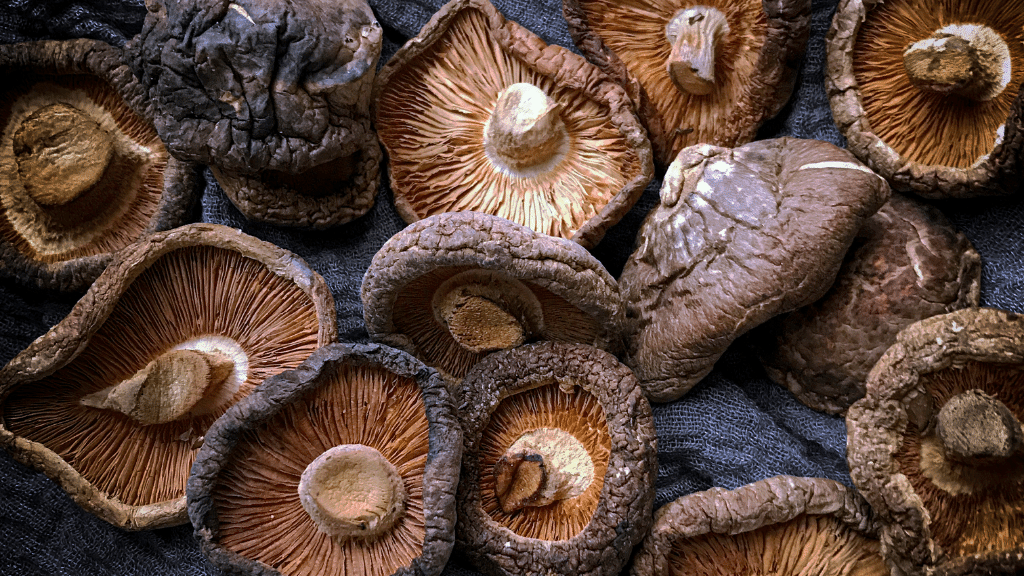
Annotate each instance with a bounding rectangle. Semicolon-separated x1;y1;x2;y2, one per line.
188;342;461;576
361;211;624;381
630;475;886;576
826;0;1024;198
0;223;337;530
759;193;981;414
563;0;812;166
846;307;1024;574
0;39;198;291
455;342;656;576
619;137;890;402
373;0;653;248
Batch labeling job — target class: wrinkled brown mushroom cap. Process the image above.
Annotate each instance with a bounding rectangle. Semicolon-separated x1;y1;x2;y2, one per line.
563;0;811;166
373;0;653;248
0;39;197;291
630;476;886;576
827;0;1024;197
188;343;461;576
455;342;656;576
0;223;337;530
847;307;1024;574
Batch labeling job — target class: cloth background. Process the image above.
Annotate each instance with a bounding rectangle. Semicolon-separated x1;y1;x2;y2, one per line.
0;0;1022;574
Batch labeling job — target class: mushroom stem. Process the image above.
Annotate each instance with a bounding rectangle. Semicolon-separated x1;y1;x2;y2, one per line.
484;83;568;173
493;427;594;513
432;269;544;354
665;6;730;96
79;349;235;425
936;389;1023;463
298;444;407;540
903;24;1011;102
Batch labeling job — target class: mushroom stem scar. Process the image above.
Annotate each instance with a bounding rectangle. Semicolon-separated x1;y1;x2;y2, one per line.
903;24;1011;101
665;6;730;96
936;389;1023;462
493;427;594;513
483;82;568;174
432;269;544;354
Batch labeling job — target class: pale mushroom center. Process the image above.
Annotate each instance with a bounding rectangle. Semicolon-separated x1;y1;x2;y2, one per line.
432;269;544;354
483;82;568;175
665;6;730;96
903;24;1012;101
298;444;408;540
493;427;595;513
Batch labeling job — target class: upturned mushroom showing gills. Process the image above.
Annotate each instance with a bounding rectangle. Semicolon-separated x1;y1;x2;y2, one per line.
187;343;461;576
361;212;624;382
827;0;1024;197
0;39;197;291
455;342;656;576
374;0;653;248
0;223;336;530
562;0;811;166
847;307;1024;575
630;476;888;576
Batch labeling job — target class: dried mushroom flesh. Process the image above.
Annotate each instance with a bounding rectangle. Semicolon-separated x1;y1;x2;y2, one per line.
630;476;887;576
0;223;336;530
188;343;460;576
125;0;383;228
847;307;1024;575
456;342;656;576
619;138;890;403
759;193;981;414
827;0;1024;197
563;0;811;166
0;39;196;291
362;212;623;381
374;0;653;248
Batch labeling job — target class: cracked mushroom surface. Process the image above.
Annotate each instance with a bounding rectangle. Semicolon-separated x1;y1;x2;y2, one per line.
619;137;890;403
563;0;811;166
759;192;981;414
455;342;656;576
630;476;887;576
0;39;197;291
846;307;1024;575
0;223;336;530
125;0;383;228
188;343;461;576
827;0;1024;197
361;212;623;382
373;0;653;248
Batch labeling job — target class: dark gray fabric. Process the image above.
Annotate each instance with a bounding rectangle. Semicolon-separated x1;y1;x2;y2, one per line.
1;0;1022;574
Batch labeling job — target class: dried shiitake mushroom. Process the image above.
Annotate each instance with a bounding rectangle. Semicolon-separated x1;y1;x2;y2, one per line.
125;0;383;228
188;343;460;576
847;307;1024;575
0;39;197;291
563;0;811;166
620;137;890;403
374;0;653;248
0;223;336;530
456;342;656;576
362;212;623;382
631;476;888;576
759;193;981;414
827;0;1024;197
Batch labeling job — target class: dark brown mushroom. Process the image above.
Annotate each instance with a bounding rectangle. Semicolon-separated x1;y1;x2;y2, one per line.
0;223;337;530
619;137;890;402
846;307;1024;575
188;343;461;576
455;342;656;576
0;39;197;291
373;0;653;248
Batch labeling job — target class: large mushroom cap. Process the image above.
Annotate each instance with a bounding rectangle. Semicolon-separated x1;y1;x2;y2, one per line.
0;39;197;291
188;343;461;576
0;223;336;530
373;0;653;248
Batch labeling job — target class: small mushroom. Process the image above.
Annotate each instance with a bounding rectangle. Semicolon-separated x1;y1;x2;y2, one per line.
0;223;336;530
188;343;461;576
455;342;656;576
373;0;653;248
361;212;623;381
846;307;1024;575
